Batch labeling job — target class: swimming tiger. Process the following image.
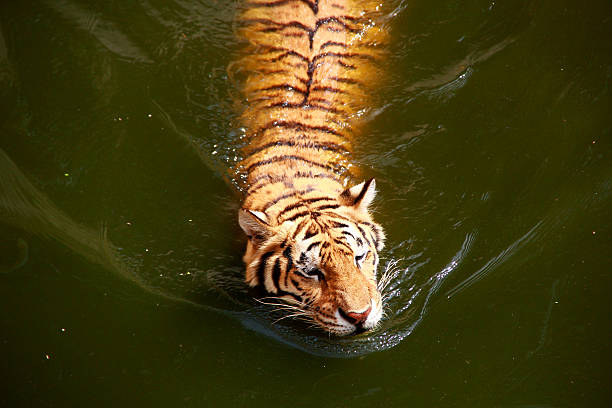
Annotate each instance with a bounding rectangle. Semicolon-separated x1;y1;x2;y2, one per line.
235;0;387;335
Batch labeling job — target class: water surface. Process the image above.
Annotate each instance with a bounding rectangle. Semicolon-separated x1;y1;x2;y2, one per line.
1;0;610;406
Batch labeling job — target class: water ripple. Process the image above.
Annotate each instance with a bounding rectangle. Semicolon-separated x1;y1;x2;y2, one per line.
44;0;153;63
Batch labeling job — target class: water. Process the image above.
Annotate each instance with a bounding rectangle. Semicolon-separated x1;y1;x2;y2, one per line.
1;0;610;406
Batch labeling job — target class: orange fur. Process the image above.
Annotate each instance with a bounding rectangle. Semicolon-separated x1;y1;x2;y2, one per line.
234;0;388;335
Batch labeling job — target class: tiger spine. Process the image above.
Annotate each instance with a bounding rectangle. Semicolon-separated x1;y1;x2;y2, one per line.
236;0;387;225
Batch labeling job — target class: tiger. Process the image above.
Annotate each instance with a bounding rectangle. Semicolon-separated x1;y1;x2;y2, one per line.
234;0;388;335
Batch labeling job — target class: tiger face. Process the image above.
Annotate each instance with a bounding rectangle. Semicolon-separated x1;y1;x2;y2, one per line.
239;179;385;336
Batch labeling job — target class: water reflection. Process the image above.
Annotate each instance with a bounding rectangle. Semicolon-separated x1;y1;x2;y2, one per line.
43;0;153;63
0;149;209;309
1;149;126;277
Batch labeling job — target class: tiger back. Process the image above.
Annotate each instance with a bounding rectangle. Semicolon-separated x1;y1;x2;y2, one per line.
235;0;387;335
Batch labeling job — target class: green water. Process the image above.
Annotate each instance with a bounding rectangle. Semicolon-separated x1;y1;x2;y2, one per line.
1;0;610;406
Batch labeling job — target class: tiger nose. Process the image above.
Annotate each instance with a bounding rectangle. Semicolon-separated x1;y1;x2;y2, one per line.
339;306;371;325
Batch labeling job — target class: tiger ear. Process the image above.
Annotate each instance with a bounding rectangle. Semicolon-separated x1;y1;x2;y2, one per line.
239;209;271;241
340;178;377;212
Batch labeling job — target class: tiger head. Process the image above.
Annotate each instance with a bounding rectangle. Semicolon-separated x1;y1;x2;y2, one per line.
239;179;385;336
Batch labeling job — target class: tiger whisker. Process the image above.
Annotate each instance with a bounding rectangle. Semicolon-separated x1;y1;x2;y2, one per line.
256;297;311;311
378;258;403;294
255;300;300;311
272;313;313;325
255;297;317;326
267;307;299;314
306;323;323;331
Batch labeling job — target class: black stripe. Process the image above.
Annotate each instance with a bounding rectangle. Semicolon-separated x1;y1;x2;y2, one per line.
320;211;352;223
281;32;305;38
371;226;382;248
331;76;360;85
257;120;347;138
263;191;301;211
292;171;341;183
320;41;347;50
293;217;310;237
306;241;320;252
312;51;374;65
312;16;359;49
304;226;318;239
359;221;381;246
268;49;309;63
307;97;332;105
259;84;307;95
314;16;360;34
310;85;344;94
357;225;373;248
257;251;276;289
282;246;293;272
315;203;340;211
310;268;325;281
272;258;283;293
277;197;334;219
245;15;362;50
304;60;315;101
260;248;302;301
245;0;319;14
259;47;315;72
265;101;344;114
246;175;292;195
285;210;309;222
353;179;373;205
257;68;291;75
277;201;306;218
248;139;299;156
333;237;351;249
246;154;335;173
247;139;347;156
246;19;310;33
338;60;356;69
342;231;356;240
304;196;335;204
307;103;344;114
291;279;303;291
262;187;315;211
282;246;293;290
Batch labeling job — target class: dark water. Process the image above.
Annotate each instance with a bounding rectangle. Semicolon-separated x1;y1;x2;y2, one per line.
1;0;611;406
